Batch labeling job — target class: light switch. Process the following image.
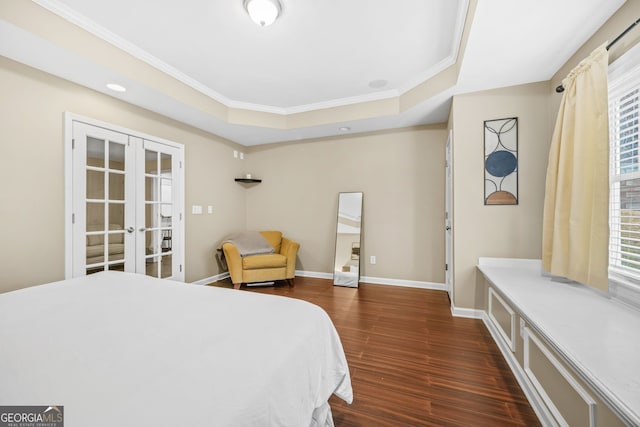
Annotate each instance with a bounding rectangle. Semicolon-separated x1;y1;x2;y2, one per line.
207;205;213;214
192;205;203;215
233;150;238;158
239;152;244;160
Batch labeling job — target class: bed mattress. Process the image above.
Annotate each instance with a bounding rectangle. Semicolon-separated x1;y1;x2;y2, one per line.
0;271;352;426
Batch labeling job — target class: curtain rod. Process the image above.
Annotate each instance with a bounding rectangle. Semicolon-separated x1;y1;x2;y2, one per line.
555;17;640;93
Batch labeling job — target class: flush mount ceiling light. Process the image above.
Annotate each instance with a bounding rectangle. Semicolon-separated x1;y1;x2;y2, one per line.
244;0;282;27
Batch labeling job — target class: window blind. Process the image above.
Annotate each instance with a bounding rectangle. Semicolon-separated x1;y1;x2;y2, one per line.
609;45;640;281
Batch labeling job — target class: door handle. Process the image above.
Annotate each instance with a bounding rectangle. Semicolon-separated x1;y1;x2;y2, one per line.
445;226;451;231
126;227;134;233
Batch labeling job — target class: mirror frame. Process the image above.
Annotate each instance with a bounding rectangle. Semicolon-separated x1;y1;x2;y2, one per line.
333;191;363;288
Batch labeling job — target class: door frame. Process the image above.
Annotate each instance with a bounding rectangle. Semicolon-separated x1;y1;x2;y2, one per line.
445;130;454;304
64;112;185;280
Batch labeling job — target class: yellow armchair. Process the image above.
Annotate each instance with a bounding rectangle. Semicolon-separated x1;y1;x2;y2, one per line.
222;231;300;289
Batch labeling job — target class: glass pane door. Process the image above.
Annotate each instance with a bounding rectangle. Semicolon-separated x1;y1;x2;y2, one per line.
71;121;183;281
72;122;134;277
136;139;181;280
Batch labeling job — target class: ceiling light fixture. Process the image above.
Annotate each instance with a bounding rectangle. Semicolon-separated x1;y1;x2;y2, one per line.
106;83;126;92
244;0;282;27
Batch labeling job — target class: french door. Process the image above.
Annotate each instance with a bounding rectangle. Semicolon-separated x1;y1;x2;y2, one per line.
68;118;184;281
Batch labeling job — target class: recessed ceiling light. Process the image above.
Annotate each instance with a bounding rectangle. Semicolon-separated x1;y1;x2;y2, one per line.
368;79;388;89
106;83;126;92
339;126;351;132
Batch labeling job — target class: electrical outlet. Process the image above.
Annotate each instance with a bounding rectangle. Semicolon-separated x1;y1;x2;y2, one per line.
370;255;376;265
239;152;245;160
233;150;238;158
207;205;213;214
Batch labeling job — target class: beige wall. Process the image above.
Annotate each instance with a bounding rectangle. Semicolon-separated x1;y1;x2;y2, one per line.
0;56;247;292
450;82;553;310
245;126;448;283
449;2;640;311
0;54;447;292
5;1;635;297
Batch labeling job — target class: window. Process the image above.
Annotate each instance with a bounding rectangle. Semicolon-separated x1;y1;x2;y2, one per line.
608;42;640;306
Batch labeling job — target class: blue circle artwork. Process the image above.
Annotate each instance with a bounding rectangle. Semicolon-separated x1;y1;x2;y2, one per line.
485;150;517;177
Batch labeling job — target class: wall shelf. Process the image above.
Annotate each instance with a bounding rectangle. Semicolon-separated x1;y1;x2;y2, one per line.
235;178;262;183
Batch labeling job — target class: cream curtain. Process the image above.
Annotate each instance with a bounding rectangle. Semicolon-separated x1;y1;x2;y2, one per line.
542;44;610;291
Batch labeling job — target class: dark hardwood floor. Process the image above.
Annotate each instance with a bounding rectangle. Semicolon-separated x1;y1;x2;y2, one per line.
210;277;541;427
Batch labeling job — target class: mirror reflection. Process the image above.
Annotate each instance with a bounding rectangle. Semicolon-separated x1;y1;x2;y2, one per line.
333;192;363;287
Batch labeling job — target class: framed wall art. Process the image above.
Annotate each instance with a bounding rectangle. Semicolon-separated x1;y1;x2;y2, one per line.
484;117;518;205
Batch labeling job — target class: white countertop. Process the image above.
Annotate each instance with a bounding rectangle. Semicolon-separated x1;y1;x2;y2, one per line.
477;258;640;426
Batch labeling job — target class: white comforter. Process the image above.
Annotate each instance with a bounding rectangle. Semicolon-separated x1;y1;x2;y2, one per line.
0;271;352;426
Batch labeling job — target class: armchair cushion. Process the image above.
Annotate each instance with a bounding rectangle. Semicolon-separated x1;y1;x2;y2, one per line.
242;253;287;270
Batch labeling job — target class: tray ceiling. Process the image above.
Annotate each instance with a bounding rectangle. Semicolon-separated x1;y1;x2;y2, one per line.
0;0;626;145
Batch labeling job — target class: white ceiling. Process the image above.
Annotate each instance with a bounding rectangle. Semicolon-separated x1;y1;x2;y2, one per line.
46;0;464;113
0;0;627;145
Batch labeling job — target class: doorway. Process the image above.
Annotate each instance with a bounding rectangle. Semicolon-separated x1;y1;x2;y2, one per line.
65;115;184;281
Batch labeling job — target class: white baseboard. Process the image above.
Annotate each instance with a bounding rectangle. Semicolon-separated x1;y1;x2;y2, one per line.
450;304;484;319
295;270;445;291
295;270;333;280
361;276;445;291
195;270;445;293
191;272;229;286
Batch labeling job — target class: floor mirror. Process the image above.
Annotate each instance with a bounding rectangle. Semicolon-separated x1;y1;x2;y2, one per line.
333;192;363;287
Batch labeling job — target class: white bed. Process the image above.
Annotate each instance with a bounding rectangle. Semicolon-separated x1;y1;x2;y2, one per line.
0;271;352;426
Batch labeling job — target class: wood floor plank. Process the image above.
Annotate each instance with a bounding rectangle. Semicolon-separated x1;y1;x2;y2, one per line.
210;277;541;426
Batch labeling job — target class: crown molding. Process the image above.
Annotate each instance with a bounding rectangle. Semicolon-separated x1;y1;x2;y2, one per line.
396;0;469;95
32;0;233;106
228;88;401;115
32;0;468;117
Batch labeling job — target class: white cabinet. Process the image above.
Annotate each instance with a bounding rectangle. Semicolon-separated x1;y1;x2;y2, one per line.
478;259;637;427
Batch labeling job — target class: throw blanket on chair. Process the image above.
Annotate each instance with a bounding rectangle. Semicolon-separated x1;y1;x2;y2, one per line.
217;231;275;270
